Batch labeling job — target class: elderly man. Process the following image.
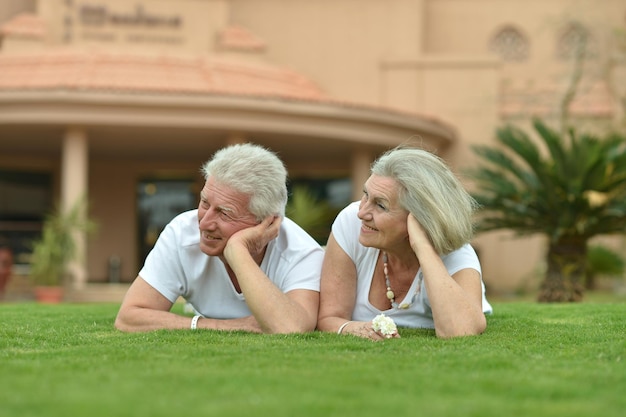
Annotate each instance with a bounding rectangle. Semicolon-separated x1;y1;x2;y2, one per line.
115;143;324;333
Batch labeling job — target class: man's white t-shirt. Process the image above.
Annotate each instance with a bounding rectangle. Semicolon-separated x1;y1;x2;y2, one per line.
332;202;493;328
140;210;324;319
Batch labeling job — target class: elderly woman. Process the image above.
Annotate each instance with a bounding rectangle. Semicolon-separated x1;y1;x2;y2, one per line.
317;146;492;340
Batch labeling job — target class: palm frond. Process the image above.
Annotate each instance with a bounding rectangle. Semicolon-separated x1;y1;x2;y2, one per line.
469;119;626;240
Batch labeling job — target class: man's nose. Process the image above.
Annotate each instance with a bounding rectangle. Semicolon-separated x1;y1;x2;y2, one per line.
199;208;218;227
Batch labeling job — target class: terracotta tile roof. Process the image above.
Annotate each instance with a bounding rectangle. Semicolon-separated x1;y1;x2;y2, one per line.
568;81;614;116
0;49;329;101
0;49;458;138
217;25;266;52
0;13;46;39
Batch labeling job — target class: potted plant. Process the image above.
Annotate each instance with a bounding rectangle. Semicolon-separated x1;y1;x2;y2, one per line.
30;197;97;303
286;186;338;245
585;244;625;290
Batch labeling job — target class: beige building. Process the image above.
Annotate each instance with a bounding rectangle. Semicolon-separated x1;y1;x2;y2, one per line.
1;0;624;300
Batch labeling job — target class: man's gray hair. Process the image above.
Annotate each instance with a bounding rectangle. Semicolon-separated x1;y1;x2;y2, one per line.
201;143;288;220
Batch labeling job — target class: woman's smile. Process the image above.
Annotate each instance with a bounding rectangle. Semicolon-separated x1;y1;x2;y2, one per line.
360;223;379;233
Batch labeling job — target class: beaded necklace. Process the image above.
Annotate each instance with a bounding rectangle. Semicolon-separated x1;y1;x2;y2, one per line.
383;251;422;309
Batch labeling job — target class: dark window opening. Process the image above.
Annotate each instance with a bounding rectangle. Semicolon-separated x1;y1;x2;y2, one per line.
0;170;53;265
136;178;197;267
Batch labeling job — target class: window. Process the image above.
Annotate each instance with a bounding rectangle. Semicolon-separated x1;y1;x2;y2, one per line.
556;22;596;60
489;26;529;62
0;170;53;265
136;179;197;266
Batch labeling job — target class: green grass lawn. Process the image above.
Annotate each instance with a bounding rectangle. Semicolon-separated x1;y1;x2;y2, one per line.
1;300;624;417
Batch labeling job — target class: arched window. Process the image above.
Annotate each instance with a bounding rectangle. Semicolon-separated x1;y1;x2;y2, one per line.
489;26;529;62
556;22;597;60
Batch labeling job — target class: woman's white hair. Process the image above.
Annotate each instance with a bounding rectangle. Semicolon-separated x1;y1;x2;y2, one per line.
201;143;288;220
371;146;478;255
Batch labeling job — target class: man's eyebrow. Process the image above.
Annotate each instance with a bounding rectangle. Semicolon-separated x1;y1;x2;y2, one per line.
217;205;235;214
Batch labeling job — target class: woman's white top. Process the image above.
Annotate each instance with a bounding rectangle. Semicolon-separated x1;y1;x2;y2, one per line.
332;201;493;329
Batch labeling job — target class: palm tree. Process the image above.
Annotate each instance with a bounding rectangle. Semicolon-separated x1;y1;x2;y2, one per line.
469;118;626;302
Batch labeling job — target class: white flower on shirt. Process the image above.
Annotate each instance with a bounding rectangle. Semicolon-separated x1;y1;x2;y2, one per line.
372;313;397;338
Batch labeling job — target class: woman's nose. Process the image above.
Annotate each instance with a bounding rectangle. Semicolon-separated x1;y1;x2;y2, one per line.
357;202;371;220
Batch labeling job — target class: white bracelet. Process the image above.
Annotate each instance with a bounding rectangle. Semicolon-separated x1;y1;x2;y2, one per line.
190;315;201;330
337;321;352;335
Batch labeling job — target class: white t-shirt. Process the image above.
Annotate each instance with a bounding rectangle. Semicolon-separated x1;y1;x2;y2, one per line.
332;201;493;329
140;210;324;319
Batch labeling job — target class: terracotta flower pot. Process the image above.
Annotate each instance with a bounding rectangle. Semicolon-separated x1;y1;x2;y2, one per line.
34;286;64;304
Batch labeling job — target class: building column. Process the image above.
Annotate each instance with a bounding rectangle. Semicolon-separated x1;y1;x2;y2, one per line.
351;148;374;201
61;127;89;290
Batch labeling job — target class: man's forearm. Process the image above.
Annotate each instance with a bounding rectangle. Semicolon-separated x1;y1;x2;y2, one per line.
196;315;263;333
225;245;314;333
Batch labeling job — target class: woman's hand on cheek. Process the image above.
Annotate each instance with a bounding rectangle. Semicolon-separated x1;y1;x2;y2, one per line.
407;213;432;254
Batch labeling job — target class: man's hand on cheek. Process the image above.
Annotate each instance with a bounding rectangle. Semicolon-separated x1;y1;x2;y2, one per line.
226;215;282;258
